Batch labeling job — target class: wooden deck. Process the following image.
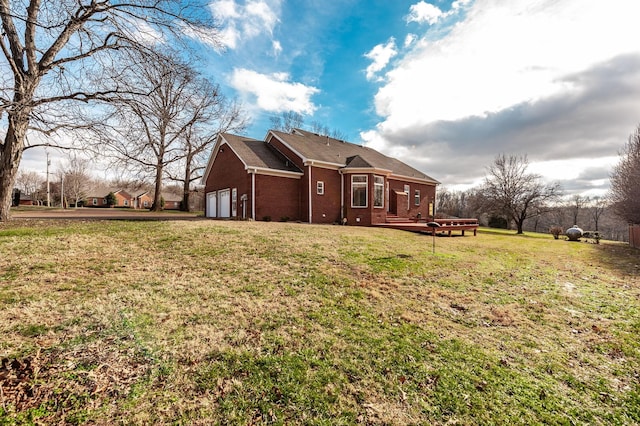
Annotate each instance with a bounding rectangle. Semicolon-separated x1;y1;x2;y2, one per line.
375;217;479;236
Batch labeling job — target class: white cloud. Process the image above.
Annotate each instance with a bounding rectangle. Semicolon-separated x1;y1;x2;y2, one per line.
377;0;640;128
244;0;279;36
364;38;398;81
230;68;319;114
406;0;471;26
208;0;281;49
364;0;640;193
404;33;417;48
213;0;241;19
406;1;444;25
272;40;282;56
451;0;472;11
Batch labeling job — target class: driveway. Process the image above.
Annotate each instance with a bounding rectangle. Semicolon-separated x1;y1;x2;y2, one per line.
9;207;202;221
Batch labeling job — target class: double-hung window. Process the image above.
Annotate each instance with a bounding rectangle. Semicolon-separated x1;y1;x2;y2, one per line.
414;190;420;206
351;175;367;207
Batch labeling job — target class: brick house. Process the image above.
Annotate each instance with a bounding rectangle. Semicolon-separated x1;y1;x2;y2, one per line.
202;129;439;226
86;188;134;208
134;191;153;209
161;192;182;210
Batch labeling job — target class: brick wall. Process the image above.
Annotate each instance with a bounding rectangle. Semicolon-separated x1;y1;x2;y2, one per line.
254;174;301;221
388;179;436;219
310;167;342;224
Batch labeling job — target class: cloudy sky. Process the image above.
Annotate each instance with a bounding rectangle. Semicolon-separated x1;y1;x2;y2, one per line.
20;0;640;196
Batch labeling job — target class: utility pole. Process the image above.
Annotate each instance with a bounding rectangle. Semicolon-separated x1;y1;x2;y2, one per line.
46;152;51;207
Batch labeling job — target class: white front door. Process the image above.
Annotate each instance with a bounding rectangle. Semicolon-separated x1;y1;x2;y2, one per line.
218;189;231;218
206;192;217;217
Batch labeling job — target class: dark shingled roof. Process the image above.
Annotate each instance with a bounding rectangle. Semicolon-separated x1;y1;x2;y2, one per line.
344;155;374;168
269;129;439;183
222;133;300;172
221;133;302;173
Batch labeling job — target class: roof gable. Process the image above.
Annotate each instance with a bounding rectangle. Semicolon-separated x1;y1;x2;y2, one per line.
344;155;373;168
202;133;303;183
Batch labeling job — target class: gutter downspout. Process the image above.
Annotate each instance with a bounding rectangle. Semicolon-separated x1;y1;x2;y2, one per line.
251;170;256;220
340;170;344;222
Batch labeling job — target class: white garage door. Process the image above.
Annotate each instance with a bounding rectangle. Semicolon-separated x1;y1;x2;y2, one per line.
218;189;231;218
206;192;217;217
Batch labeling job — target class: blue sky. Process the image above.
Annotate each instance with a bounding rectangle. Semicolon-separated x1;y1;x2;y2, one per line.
18;0;640;196
198;0;424;139
189;0;640;196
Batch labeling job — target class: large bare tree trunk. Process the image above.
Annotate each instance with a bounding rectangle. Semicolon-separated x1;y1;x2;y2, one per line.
181;151;194;212
0;137;23;221
0;107;33;221
151;164;164;212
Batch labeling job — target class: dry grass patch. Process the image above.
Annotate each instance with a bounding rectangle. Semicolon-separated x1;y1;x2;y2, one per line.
1;220;639;424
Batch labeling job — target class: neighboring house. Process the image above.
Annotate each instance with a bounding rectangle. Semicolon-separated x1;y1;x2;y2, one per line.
12;189;33;206
202;129;439;226
86;188;134;208
135;191;153;209
19;193;34;206
161;192;182;210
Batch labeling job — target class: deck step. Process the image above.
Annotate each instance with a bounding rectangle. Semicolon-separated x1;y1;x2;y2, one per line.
385;215;412;223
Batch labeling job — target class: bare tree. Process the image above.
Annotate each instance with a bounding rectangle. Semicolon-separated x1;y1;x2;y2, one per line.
483;154;562;234
588;196;607;232
436;186;463;217
270;111;304;133
14;170;42;196
609;125;640;224
62;155;91;208
0;0;218;221
167;90;247;211
101;53;230;211
269;112;348;141
569;194;586;226
309;121;349;141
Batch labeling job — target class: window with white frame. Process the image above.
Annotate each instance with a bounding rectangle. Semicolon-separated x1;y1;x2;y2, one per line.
124;199;128;207
404;184;410;210
373;176;384;208
317;181;324;195
351;175;367;207
92;198;97;206
414;189;420;206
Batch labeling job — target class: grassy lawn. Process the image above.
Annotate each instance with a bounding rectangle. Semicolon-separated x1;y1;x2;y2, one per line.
0;220;638;425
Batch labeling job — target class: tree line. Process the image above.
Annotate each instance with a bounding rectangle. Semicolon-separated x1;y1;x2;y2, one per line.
435;139;640;242
0;0;245;219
